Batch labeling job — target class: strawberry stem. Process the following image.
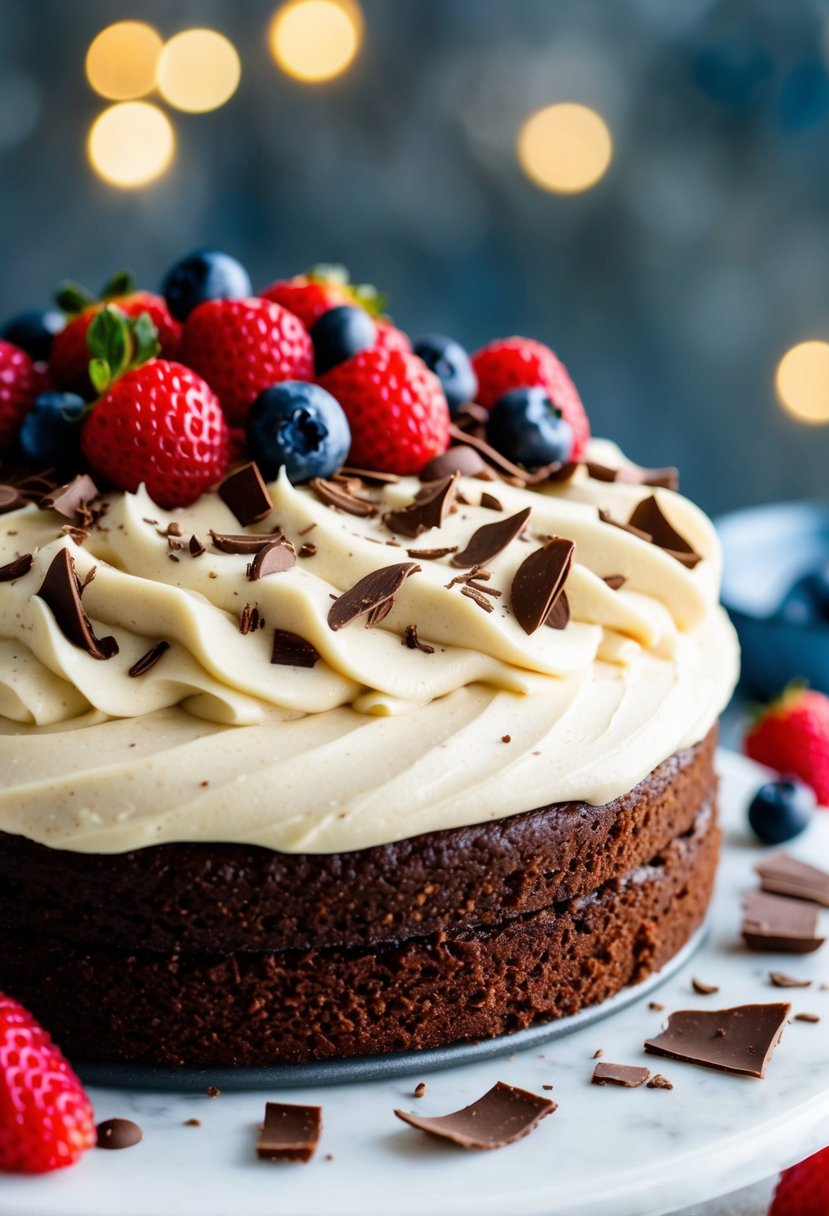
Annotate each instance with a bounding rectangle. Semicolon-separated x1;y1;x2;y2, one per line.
86;305;160;395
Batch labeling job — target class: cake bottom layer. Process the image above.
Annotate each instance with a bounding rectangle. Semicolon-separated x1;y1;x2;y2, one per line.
0;799;719;1067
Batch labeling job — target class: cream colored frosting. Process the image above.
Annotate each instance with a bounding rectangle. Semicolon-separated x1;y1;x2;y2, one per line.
0;440;739;853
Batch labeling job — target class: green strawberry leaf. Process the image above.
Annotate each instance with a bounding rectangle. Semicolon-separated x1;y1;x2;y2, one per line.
89;357;112;396
100;269;136;300
349;283;389;318
56;280;95;316
132;311;161;365
85;305;159;398
307;263;350;286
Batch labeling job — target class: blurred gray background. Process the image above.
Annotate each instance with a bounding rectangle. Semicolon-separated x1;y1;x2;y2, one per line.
1;0;828;515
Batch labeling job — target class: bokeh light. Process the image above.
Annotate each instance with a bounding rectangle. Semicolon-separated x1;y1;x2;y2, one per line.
775;340;829;424
85;22;163;101
157;29;241;113
87;102;175;189
269;0;363;83
517;103;613;194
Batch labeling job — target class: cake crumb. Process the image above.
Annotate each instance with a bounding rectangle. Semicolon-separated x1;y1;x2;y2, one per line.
200;780;209;787
325;1153;333;1161
413;1082;427;1098
501;734;511;743
647;1074;673;1090
649;1002;665;1012
542;1084;554;1091
207;1085;221;1098
184;1118;202;1127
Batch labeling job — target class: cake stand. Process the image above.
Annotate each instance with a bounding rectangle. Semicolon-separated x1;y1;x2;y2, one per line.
4;750;829;1216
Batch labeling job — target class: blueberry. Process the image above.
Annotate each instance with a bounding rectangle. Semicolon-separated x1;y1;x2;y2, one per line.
310;306;376;376
486;386;574;469
161;250;252;322
412;334;477;415
247;382;351;483
748;778;815;844
0;308;65;361
19;392;86;469
778;565;829;627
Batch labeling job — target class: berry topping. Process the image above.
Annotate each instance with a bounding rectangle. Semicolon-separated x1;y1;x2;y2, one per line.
375;320;412;353
471;336;590;459
179;297;314;425
770;1146;829;1216
260;263;386;331
161;249;252;322
747;778;816;844
0;307;65;362
778;564;829;627
0;992;95;1173
486;386;574;469
319;347;450;475
310;305;376;375
19;392;87;470
744;686;829;807
0;339;40;452
412;334;478;415
246;381;351;483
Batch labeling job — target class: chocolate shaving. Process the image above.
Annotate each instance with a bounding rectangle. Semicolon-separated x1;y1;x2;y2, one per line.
298;542;317;558
586;462;679;491
0;552;33;581
394;1081;555;1151
480;492;503;512
511;536;575;635
420;446;488;481
383;474;458;537
188;534;205;557
691;977;720;995
0;485;25;514
755;853;829;906
545;588;570;630
644;1003;791;1078
603;574;627;590
647;1074;673;1090
328;563;421;631
339;465;399;484
461;585;495;613
256;1101;321;1163
794;1012;821;1023
451;507;531;569
96;1118;143;1151
403;624;434;654
239;604;262;635
36;548;118;660
40;474;99;521
210;529;285;555
628;496;701;568
770;972;812;989
406;545;458;560
271;629;321;668
310;477;377;517
246;538;296;580
598;508;653;543
591;1062;650;1088
219;462;273;526
742;891;825;953
128;640;170;677
446;423;571;487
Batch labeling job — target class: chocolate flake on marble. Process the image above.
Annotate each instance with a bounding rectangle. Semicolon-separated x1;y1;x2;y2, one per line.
403;624;434;654
0;552;33;581
769;972;812;989
591;1062;650;1088
628;496;701;569
383;474;459;537
246;537;297;580
755;852;829;906
310;477;378;517
128;640;170;677
742;891;826;953
394;1081;556;1150
271;629;321;668
451;507;531;569
328;562;421;631
646;1074;674;1090
218;462;273;526
644;1003;791;1078
96;1118;143;1150
511;536;575;635
794;1012;821;1023
36;547;118;660
256;1101;322;1163
692;977;720;995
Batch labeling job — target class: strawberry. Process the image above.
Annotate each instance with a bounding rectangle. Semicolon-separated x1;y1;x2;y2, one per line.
375;320;412;353
260;274;351;330
0;992;95;1173
770;1146;829;1215
319;346;450;475
179;297;314;425
0;339;40;451
744;686;829;806
471;336;591;460
50;272;181;398
80;306;229;508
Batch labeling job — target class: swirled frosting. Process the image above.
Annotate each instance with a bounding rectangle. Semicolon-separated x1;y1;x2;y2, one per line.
0;440;738;853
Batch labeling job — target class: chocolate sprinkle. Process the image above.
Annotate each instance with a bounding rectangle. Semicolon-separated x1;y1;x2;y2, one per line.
403;624;434;654
219;462;273;526
298;542;317;558
603;574;627;591
755;852;829;906
795;1012;821;1023
256;1101;322;1163
36;548;118;660
328;562;421;631
742;891;826;954
128;640;170;677
591;1062;650;1088
271;629;321;668
0;485;25;514
451;507;531;569
210;529;286;555
310;477;377;517
96;1118;143;1151
188;534;205;557
586;461;679;491
0;552;33;581
40;474;99;521
383;474;459;537
628;496;701;568
406;545;458;560
239;604;262;635
246;538;296;580
339;465;399;484
770;972;812;989
691;977;720;995
511;537;575;635
394;1081;555;1151
644;1003;791;1078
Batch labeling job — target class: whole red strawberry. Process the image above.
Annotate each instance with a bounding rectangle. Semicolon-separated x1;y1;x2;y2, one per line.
179;297;314;424
0;992;95;1173
770;1146;829;1216
319;347;450;474
0;339;40;451
744;686;829;807
471;336;591;460
260;274;351;330
375;320;412;353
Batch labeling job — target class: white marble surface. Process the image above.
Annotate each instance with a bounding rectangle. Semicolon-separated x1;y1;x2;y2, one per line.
2;750;828;1216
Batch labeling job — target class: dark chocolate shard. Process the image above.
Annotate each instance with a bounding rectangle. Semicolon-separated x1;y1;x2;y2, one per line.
96;1118;143;1150
628;496;701;568
298;542;317;558
246;538;296;580
742;890;825;953
218;462;273;526
0;552;33;581
644;1003;790;1078
271;629;321;668
598;508;652;543
769;972;812;989
310;477;377;517
447;424;539;482
405;545;458;560
451;507;531;569
383;474;459;537
209;529;285;555
239;604;262;635
0;485;25;514
755;853;829;906
403;624;434;654
545;588;570;631
480;492;503;512
461;584;495;613
420;446;488;481
511;537;575;635
128;640;170;678
338;465;399;484
591;1062;650;1088
256;1101;322;1163
586;462;679;491
36;548;119;660
691;977;720;996
40;474;99;521
394;1081;555;1150
794;1012;821;1023
188;534;205;557
328;563;421;631
603;574;627;591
